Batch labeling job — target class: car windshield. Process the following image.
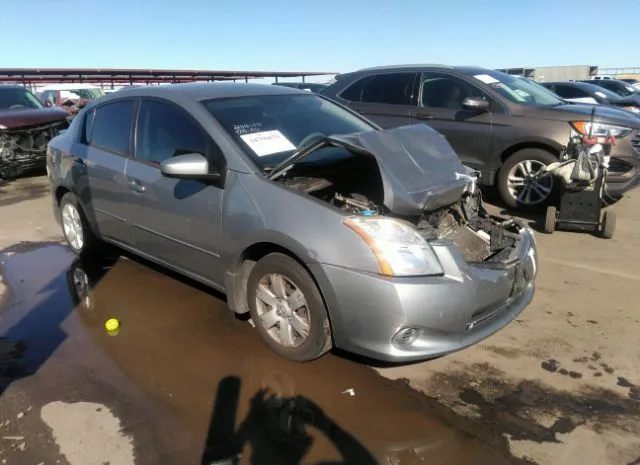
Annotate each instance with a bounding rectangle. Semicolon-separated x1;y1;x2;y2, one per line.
203;93;375;169
582;83;623;101
0;87;44;110
469;70;564;106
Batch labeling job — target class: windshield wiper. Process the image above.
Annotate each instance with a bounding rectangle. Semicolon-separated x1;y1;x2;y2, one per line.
267;137;330;180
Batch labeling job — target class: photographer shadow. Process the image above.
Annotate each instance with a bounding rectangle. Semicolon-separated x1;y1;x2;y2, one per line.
202;376;377;465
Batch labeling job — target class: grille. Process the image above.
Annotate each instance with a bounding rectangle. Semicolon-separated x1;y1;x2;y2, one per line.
632;131;640;154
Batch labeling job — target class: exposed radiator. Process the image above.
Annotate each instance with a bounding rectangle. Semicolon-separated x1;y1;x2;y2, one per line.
447;225;492;262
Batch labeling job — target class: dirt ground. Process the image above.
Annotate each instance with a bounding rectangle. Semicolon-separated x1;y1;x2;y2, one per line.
1;174;639;465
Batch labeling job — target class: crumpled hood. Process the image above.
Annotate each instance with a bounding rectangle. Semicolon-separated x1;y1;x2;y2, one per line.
329;124;471;216
0;107;68;129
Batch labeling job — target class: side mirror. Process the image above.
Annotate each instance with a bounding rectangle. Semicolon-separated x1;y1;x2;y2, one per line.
462;97;491;112
160;153;219;180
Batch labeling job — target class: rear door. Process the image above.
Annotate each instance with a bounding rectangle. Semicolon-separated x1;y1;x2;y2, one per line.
338;72;417;128
410;71;494;171
83;98;136;244
125;97;226;286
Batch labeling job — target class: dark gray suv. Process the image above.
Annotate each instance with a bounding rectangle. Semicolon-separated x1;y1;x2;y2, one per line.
322;65;640;209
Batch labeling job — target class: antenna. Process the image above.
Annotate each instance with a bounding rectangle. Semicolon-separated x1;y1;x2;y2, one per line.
588;105;596;138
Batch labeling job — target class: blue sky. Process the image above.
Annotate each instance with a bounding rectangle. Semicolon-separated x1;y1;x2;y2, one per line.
1;0;638;83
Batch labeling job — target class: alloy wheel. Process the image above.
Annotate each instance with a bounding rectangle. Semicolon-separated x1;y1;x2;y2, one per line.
62;203;84;251
507;159;554;206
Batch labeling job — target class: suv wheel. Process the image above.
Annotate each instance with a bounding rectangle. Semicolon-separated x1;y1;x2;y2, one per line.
247;253;332;362
497;149;558;210
59;193;101;256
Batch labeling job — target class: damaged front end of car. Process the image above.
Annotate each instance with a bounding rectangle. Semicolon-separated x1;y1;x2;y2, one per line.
271;123;533;269
0;120;68;179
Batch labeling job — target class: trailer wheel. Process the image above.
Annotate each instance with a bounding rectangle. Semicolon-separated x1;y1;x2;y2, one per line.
600;210;616;239
544;206;557;234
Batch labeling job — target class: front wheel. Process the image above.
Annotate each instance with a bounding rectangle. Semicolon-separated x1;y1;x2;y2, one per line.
247;253;332;362
497;149;558;211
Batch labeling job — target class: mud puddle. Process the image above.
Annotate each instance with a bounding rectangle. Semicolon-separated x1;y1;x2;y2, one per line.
0;242;532;465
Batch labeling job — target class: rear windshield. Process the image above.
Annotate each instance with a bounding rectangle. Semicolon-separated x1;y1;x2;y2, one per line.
203;93;375;169
0;87;44;110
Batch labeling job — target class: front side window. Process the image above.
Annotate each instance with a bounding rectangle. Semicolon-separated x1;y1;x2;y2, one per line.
135;99;212;165
0;87;44;110
204;93;375;169
419;72;488;109
91;99;135;155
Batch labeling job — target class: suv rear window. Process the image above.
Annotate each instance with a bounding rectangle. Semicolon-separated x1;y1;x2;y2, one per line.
341;73;416;106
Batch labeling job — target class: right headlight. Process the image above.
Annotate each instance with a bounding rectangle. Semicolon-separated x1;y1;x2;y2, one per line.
343;216;443;277
570;121;633;138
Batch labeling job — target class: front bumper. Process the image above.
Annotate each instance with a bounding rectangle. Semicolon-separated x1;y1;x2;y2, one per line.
310;228;538;363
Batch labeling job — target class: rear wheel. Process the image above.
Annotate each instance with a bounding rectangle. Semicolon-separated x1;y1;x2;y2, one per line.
497;149;558;211
247;253;332;362
59;193;101;256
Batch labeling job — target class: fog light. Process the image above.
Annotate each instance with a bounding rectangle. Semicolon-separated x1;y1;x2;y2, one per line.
392;327;421;347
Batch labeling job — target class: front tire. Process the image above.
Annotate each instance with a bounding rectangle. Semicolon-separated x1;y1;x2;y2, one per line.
59;192;101;256
497;149;558;211
247;253;332;362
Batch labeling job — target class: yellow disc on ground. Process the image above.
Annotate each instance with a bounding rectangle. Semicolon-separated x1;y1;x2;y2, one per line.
105;318;120;331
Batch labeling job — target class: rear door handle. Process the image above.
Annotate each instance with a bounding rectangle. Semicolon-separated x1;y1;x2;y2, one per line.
127;179;146;193
414;114;434;120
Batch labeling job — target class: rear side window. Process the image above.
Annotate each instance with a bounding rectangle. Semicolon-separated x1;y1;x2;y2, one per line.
360;73;416;105
339;76;372;102
554;85;589;99
91;100;135;155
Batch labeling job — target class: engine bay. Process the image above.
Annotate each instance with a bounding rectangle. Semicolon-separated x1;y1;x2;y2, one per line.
277;156;522;265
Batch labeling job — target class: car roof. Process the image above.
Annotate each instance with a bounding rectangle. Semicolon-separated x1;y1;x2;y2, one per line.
114;82;305;101
40;83;101;90
336;64;499;79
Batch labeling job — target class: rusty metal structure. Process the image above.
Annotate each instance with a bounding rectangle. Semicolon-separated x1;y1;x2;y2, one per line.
0;67;336;91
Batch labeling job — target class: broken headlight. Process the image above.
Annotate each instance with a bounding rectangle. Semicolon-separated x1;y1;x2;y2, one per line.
343;216;443;277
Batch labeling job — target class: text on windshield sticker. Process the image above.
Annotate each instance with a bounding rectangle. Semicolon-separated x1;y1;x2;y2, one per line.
473;74;500;84
240;130;296;156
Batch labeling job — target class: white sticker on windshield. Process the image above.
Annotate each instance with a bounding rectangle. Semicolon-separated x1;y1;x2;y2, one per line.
514;89;531;98
240;130;296;156
595;91;607;98
473;74;500;84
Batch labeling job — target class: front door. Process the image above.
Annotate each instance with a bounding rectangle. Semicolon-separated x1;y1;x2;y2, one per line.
410;71;494;172
340;72;417;128
83;99;136;244
125;98;226;287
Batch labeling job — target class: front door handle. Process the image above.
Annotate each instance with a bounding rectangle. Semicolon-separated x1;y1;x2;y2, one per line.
414;113;434;120
127;179;146;193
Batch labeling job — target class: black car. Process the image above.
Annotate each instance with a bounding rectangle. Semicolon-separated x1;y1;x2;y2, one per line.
272;82;329;93
541;81;640;116
583;79;640;98
322;65;640;209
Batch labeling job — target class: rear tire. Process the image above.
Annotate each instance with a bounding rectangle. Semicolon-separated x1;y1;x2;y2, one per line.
544;206;557;234
497;149;558;211
59;192;101;256
247;253;332;362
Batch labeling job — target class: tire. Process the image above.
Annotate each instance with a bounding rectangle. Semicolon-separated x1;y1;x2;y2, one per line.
600;210;616;239
544;206;556;234
497;148;558;211
246;253;332;362
59;192;101;256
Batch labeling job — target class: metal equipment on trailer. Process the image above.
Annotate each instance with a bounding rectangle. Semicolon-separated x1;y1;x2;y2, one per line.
542;107;616;238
